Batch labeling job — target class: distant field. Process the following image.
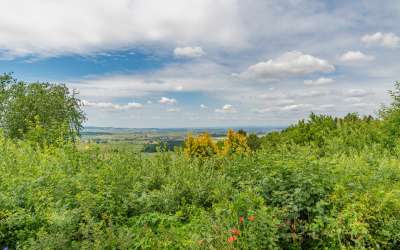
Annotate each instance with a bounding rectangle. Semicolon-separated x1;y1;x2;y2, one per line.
80;126;284;152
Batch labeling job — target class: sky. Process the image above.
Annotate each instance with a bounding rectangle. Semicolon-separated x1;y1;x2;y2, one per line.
1;0;399;128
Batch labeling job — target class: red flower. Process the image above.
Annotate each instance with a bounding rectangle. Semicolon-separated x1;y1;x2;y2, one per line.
239;216;244;224
230;228;241;235
248;215;255;222
227;236;237;243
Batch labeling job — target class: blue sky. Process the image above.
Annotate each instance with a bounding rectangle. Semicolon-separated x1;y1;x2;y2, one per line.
1;0;399;128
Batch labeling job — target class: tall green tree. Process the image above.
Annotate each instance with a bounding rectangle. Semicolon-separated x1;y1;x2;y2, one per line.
380;81;400;148
0;73;85;145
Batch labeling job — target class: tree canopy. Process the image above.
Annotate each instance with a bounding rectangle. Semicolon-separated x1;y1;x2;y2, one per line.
0;73;85;145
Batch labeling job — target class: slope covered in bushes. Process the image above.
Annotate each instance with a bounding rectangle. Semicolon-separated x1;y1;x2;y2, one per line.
1;127;400;249
2;82;400;249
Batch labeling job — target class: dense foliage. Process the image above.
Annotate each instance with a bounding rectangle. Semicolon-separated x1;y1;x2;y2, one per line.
184;132;219;158
184;130;250;158
2;125;400;249
142;140;184;153
0;74;85;146
2;81;400;249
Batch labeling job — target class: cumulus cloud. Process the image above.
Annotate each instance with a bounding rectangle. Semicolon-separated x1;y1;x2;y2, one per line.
339;51;374;63
361;32;400;48
242;51;335;79
0;0;244;58
159;97;177;105
166;108;180;112
174;46;205;58
304;77;334;86
200;104;208;109
69;62;237;99
215;104;236;113
83;100;143;110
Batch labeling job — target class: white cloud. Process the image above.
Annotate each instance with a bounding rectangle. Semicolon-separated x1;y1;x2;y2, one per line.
280;103;312;111
319;104;335;109
125;102;144;109
275;99;296;106
352;102;373;107
258;90;331;101
83;100;143;110
215;104;236;113
175;85;184;91
166;108;180;112
242;51;335;79
200;104;208;109
290;90;331;98
0;0;244;58
174;46;205;58
159;97;177;105
70;62;235;99
339;51;374;63
343;89;371;98
361;32;400;48
344;97;362;103
73;77;179;98
253;103;312;113
304;77;334;86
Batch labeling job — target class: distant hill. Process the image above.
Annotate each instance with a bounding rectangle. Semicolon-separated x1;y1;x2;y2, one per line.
83;126;285;136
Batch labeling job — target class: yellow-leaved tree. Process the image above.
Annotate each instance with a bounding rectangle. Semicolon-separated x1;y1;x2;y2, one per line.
184;132;219;158
221;129;250;156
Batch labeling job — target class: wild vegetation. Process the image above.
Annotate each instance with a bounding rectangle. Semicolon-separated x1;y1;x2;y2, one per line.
0;73;85;146
1;76;400;249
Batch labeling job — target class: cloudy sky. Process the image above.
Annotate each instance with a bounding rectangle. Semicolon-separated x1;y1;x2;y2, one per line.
1;0;399;128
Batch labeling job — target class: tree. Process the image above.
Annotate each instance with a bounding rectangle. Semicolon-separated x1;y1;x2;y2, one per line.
184;132;219;158
0;73;86;145
237;129;247;136
247;133;261;151
221;129;250;156
380;81;400;148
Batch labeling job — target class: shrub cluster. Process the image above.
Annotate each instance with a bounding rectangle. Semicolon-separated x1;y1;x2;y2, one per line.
184;129;251;158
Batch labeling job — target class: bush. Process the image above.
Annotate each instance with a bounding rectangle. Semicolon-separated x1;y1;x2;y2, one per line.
183;132;219;158
221;129;250;156
247;133;261;151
